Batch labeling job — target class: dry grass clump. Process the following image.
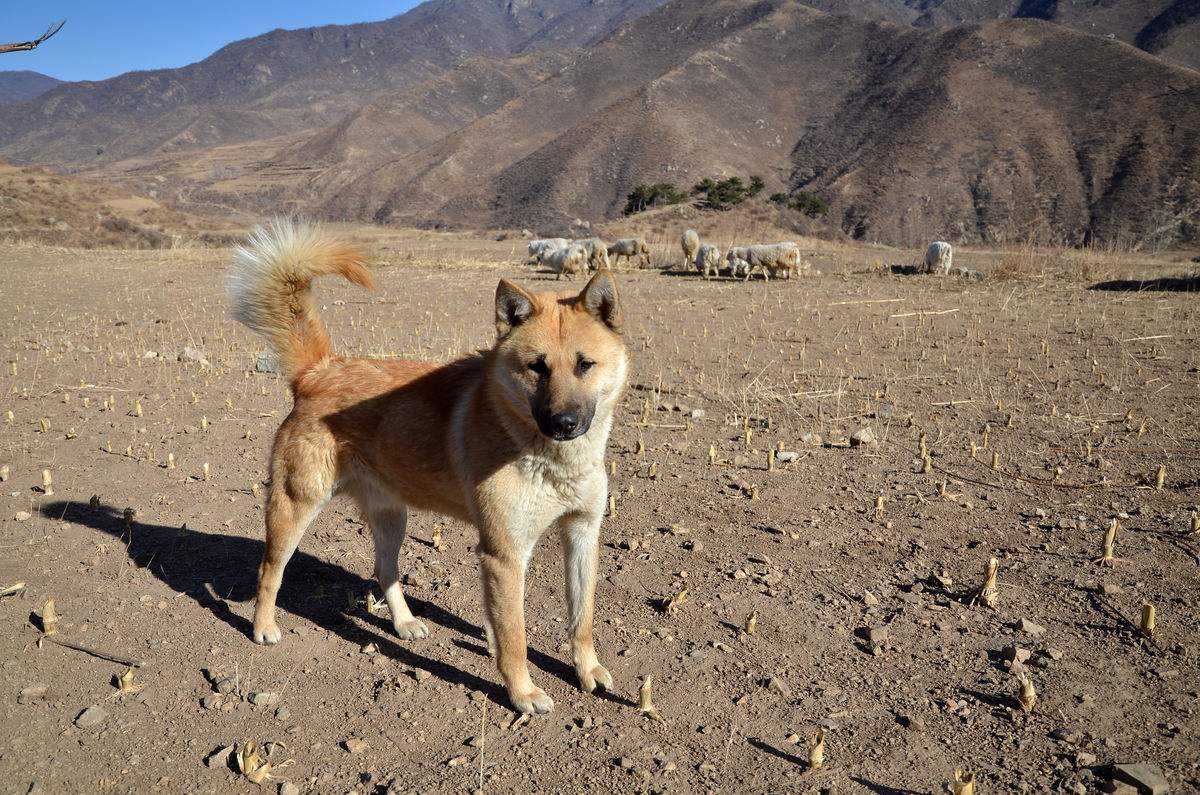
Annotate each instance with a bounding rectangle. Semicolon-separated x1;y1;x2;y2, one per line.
992;245;1049;281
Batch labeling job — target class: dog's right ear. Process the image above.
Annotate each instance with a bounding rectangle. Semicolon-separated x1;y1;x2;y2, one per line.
495;279;537;338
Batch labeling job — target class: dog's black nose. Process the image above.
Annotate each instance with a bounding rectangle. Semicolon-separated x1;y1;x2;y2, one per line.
549;411;580;438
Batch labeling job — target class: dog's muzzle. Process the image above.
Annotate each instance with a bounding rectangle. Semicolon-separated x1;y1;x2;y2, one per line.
537;409;591;441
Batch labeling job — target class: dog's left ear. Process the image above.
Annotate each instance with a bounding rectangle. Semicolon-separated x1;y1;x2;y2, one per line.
579;269;622;333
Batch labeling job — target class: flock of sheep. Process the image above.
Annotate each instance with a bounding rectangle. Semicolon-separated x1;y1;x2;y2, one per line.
527;230;956;281
526;236;650;277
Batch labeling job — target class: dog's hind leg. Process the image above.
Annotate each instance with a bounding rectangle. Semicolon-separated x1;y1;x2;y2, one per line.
368;506;429;640
252;478;328;644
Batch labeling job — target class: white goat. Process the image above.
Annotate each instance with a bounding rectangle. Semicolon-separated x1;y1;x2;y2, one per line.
572;237;610;271
695;243;721;278
527;237;569;265
924;241;953;274
545;244;587;279
681;229;700;270
607;237;650;267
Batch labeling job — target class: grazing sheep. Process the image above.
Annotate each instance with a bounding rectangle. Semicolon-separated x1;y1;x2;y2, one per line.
607;237;651;267
725;243;807;281
527;237;569;265
726;246;751;279
923;241;953;274
545;244;588;279
695;244;721;278
681;229;700;270
572;237;610;271
745;242;803;280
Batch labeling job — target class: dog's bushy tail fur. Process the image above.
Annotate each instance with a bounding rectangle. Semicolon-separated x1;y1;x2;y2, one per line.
229;219;373;385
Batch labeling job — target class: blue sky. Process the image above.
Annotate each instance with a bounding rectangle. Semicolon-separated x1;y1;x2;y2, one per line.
1;1;421;82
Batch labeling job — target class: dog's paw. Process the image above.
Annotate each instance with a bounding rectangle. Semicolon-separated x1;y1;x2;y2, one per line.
253;622;282;645
509;686;554;715
576;662;613;694
393;618;430;641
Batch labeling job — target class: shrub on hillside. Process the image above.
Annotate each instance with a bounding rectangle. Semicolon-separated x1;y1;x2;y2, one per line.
790;191;830;218
693;176;750;210
623;183;686;215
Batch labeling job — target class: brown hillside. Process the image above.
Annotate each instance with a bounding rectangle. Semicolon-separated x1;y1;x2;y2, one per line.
315;1;1199;248
0;161;234;248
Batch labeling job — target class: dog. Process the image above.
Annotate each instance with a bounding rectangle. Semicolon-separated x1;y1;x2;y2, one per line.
229;220;628;714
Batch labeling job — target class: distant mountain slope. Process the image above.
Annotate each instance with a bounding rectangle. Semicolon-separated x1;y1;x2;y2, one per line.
0;70;61;104
2;0;1196;249
304;0;1198;247
0;0;664;166
768;0;1200;71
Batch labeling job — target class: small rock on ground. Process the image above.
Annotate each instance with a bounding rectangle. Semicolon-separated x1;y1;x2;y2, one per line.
74;705;108;729
1112;762;1170;795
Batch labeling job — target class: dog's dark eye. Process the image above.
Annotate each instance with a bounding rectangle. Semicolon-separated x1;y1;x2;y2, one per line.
576;356;595;375
528;357;549;376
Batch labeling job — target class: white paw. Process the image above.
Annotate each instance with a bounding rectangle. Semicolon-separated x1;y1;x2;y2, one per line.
253;623;282;645
577;662;613;694
510;686;554;715
393;618;430;640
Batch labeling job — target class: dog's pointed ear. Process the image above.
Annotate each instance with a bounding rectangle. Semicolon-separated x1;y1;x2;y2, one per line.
495;279;537;338
579;269;622;333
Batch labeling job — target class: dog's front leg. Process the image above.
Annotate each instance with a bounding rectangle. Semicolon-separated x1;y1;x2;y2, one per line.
479;546;553;715
560;511;613;695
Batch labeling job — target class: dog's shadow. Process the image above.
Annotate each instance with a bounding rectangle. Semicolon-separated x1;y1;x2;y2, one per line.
40;500;578;706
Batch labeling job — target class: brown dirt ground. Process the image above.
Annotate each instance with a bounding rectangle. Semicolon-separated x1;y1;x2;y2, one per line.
1;234;1198;795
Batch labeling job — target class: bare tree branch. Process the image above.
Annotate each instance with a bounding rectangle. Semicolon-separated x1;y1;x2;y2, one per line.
0;20;65;55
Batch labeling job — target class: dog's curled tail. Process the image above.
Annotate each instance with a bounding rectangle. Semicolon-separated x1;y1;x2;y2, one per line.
229;219;373;385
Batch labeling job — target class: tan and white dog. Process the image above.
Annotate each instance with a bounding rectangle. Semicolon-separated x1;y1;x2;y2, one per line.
229;220;628;714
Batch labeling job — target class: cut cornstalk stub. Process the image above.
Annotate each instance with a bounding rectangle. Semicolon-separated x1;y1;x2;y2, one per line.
873;495;885;521
636;438;645;455
708;444;716;465
767;449;775;472
970;558;999;610
202;462;210;481
116;666;144;695
1016;673;1036;713
990;451;1000;471
166;452;176;469
1154;464;1165;491
1094;518;1118;567
808;728;825;770
1190;511;1199;536
41;469;53;496
638;675;665;723
663;587;688;615
607;495;617;517
743;611;757;636
921;453;932;474
952;770;976;795
1140;603;1156;639
41;597;59;636
431;524;443;551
